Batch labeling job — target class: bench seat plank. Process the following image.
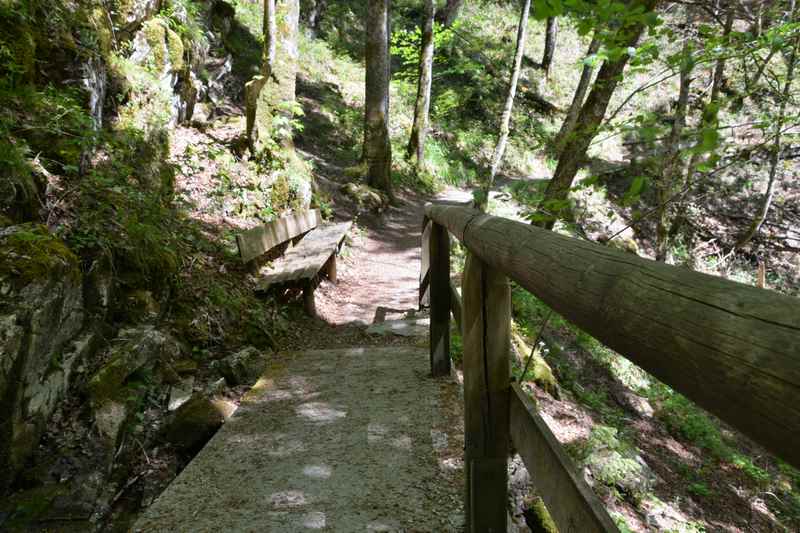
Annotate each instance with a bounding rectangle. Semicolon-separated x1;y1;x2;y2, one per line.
257;221;352;290
237;209;322;262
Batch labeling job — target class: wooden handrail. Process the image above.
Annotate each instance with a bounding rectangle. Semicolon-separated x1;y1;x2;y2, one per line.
426;203;800;470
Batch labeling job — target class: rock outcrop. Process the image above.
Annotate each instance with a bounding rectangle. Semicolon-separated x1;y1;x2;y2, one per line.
210;346;269;386
0;225;86;489
88;326;183;448
161;393;236;453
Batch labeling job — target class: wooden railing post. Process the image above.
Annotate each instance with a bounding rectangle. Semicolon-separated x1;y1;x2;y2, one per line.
429;221;451;377
462;251;510;533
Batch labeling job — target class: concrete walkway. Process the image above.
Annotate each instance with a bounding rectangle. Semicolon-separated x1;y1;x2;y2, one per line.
134;346;465;532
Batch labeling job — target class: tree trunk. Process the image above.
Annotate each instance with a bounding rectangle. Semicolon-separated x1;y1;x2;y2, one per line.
553;34;600;155
406;0;435;170
304;0;325;36
245;0;290;151
542;16;558;77
655;39;693;262
482;0;531;210
263;0;277;74
364;0;393;197
670;6;734;240
737;1;800;248
538;0;657;229
436;0;464;28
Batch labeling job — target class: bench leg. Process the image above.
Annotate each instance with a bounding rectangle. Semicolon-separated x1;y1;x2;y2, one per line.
303;281;317;318
326;254;338;284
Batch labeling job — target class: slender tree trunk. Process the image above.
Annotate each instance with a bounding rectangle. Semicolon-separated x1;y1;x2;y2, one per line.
670;7;734;238
436;0;464;28
305;0;326;36
407;0;435;170
737;0;800;248
482;0;531;210
364;0;393;197
655;40;693;262
542;16;558;77
538;0;657;229
263;0;277;76
246;0;277;146
553;33;600;155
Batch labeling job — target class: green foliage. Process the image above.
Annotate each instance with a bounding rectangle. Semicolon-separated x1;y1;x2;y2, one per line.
655;389;771;486
450;327;464;366
161;0;208;49
0;224;80;285
67;160;181;288
390;21;458;81
0;83;95;173
687;482;712;498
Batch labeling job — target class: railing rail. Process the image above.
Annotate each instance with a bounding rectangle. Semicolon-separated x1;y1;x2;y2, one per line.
421;202;800;533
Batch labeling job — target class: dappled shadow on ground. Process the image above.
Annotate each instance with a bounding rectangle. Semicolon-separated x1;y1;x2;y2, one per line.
295;76;362;171
525;319;796;532
135;346;466;531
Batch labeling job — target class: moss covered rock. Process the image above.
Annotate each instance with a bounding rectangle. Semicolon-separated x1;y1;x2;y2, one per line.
161;394;236;453
110;0;162;37
211;346;269;387
0;225;85;490
248;0;300;151
88;326;181;406
341;182;388;212
88;326;182;447
580;426;657;502
132;18;185;74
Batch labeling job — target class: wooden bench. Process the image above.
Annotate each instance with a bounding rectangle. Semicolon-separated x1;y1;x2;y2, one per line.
236;209;352;316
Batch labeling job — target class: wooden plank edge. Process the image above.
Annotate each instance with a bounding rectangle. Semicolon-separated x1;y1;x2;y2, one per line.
510;384;620;533
449;280;462;334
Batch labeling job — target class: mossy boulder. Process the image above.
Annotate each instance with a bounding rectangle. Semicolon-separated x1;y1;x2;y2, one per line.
88;326;182;446
0;225;85;490
511;330;560;399
161;394;236;453
127;16;196;127
110;0;162;37
580;426;657;502
132;18;185;74
211;346;269;387
87;327;178;405
341;182;388;212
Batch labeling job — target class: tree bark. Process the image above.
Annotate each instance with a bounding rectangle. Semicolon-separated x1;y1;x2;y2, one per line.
364;0;393;197
542;16;558;77
482;0;531;210
304;0;325;36
553;33;600;155
406;0;435;170
655;39;693;262
670;6;735;240
538;0;657;229
436;0;464;28
737;0;800;248
263;0;277;75
246;0;279;147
